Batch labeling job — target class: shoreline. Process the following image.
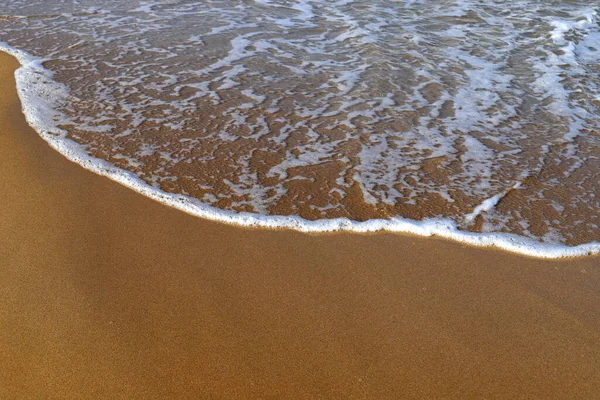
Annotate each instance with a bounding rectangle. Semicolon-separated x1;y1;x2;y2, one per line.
2;51;600;398
1;44;597;259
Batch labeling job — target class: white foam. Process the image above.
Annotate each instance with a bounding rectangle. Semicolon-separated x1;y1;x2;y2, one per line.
464;182;521;224
131;3;156;14
1;42;598;259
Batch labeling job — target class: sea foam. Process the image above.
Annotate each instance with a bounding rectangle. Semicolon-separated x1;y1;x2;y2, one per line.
1;0;599;257
1;41;599;259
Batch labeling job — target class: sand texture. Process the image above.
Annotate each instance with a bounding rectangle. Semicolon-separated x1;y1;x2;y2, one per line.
1;52;600;399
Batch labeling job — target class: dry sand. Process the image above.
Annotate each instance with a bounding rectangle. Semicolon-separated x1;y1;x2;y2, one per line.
1;52;600;399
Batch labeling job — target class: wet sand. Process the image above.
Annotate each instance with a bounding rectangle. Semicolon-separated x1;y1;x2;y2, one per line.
1;52;600;399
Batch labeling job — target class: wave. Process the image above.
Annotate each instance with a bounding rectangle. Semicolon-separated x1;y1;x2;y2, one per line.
1;41;599;259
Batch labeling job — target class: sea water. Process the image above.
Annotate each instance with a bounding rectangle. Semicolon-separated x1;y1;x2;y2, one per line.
1;0;600;257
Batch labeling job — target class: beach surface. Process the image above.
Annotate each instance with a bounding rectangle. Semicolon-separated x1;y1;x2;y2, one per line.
1;52;600;399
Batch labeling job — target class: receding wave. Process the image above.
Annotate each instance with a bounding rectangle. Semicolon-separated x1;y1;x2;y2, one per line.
1;0;600;257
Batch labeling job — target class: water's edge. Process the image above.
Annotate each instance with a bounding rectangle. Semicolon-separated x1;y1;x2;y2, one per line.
2;43;598;259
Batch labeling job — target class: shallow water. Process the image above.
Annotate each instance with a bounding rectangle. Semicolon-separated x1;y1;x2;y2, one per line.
1;0;599;248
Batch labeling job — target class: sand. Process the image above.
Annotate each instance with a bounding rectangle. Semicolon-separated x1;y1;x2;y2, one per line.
1;51;600;399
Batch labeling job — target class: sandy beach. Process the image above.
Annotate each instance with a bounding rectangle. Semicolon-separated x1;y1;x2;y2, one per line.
1;51;600;398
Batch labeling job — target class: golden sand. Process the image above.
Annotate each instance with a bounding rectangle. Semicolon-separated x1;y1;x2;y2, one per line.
1;52;600;399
